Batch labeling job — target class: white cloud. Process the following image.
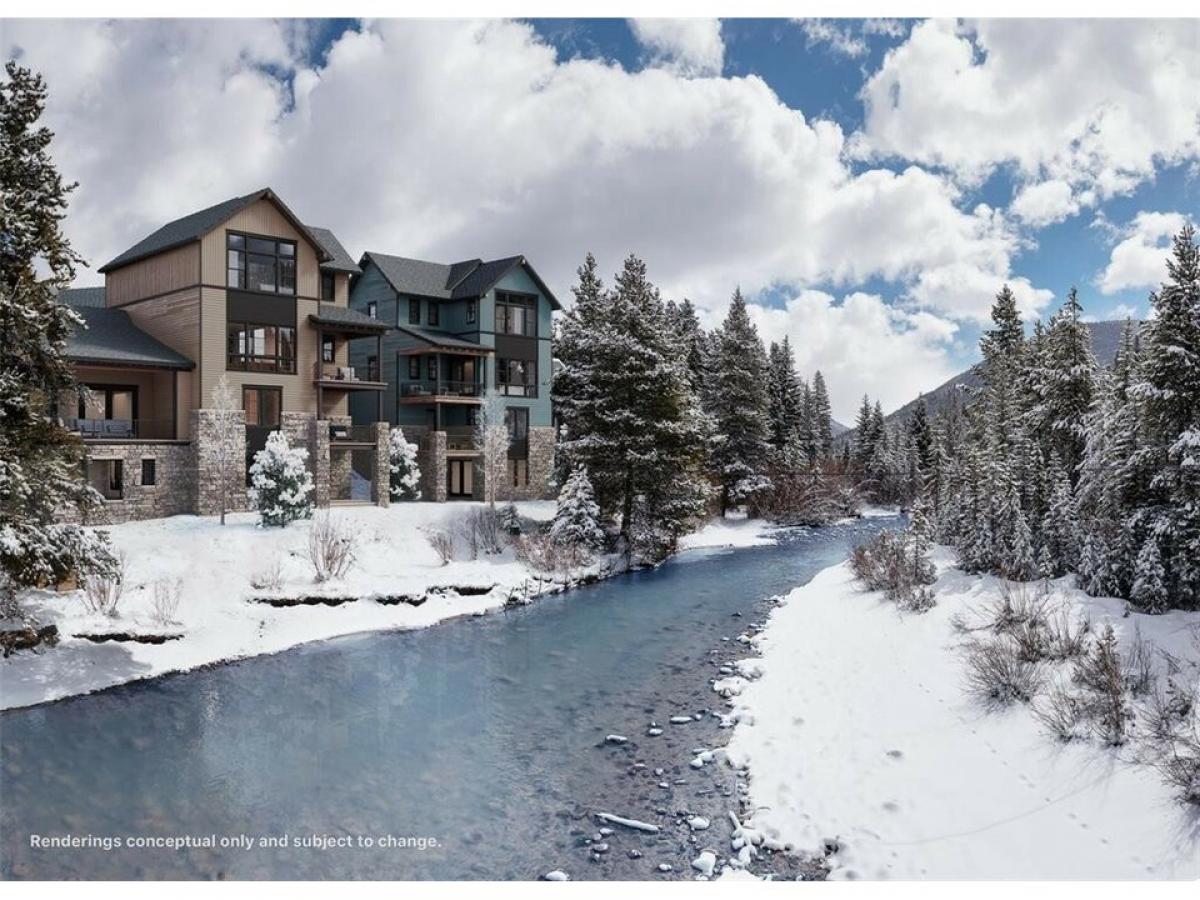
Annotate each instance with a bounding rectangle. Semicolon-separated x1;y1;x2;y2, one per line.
627;18;724;76
853;19;1200;210
749;291;960;420
1010;179;1079;227
796;19;868;59
1096;211;1189;295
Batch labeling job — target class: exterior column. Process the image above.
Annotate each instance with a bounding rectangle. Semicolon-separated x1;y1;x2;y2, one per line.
372;421;390;508
376;333;384;422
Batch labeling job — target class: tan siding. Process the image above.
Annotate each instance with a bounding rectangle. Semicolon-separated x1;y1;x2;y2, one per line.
121;288;201;413
334;272;349;306
105;243;199;306
199;198;321;297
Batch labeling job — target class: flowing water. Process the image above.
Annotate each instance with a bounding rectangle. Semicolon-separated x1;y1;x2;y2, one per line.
1;516;897;880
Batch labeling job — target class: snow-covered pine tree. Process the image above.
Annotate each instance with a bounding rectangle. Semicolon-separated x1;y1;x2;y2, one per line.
1131;224;1200;608
710;287;773;514
249;431;314;527
811;371;834;460
556;255;709;554
498;501;522;536
765;338;803;457
0;62;117;613
549;466;605;560
387;427;422;500
665;297;710;397
1130;534;1168;614
551;252;606;485
1041;453;1079;575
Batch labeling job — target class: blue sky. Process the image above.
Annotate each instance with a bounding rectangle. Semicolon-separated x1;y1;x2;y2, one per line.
9;18;1199;416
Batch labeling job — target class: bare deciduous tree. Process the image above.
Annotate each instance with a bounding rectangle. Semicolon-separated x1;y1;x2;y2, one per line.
474;388;511;510
210;373;240;525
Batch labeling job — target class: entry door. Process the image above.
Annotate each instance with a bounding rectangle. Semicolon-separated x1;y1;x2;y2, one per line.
447;460;474;498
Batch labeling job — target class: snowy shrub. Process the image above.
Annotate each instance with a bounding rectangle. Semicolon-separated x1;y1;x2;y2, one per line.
1071;625;1133;745
1123;627;1155;697
1044;609;1091;661
462;508;502;558
307;513;357;582
424;528;454;566
150;578;183;627
1158;744;1200;805
249;431;314;527
80;551;125;618
549;467;605;565
513;531;567;575
850;528;936;612
757;462;856;526
387;428;422;501
963;637;1045;706
498;502;522;536
984;582;1052;635
1033;685;1086;742
249;555;284;592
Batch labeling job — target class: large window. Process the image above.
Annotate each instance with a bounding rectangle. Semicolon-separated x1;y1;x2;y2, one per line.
243;386;282;427
496;291;537;337
505;407;529;443
226;233;296;294
496;358;537;397
227;323;296;373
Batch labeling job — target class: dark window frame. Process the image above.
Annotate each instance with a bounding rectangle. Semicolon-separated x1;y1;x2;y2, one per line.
409;297;421;325
427;356;438;381
466;299;477;324
322;334;335;364
227;322;297;374
78;384;139;422
505;407;529;442
141;457;156;487
495;290;538;337
408;356;421;379
496;357;537;397
89;458;124;501
226;230;297;296
320;271;336;301
242;386;283;428
428;301;440;327
366;300;378;320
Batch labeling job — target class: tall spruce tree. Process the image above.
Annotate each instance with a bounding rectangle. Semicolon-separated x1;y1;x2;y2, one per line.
811;371;834;459
765;338;803;457
710;287;772;514
0;62;116;614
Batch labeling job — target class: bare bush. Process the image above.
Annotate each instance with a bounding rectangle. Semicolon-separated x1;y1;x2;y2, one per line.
150;578;183;627
1124;626;1155;697
1010;620;1052;663
457;508;502;561
80;551;125;618
1072;624;1133;745
249;555;284;592
1033;685;1086;742
850;529;936;612
308;514;358;582
1045;609;1090;660
1145;673;1197;748
424;528;454;566
963;636;1044;706
1157;746;1200;805
984;581;1051;634
513;531;568;575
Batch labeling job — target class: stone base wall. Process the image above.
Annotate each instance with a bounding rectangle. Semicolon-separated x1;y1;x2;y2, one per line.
192;409;248;517
371;422;390;507
495;426;556;502
75;442;195;526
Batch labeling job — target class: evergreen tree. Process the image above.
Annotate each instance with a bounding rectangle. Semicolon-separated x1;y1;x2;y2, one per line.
1130;534;1168;614
249;431;315;527
852;395;876;470
549;466;605;558
0;62;116;612
765;338;803;456
1132;225;1200;607
666;298;709;396
710;287;772;514
811;371;834;459
387;427;422;501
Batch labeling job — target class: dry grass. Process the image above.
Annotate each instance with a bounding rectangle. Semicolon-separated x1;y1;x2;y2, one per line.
423;528;454;566
79;551;125;618
963;636;1045;707
150;578;183;627
308;514;358;582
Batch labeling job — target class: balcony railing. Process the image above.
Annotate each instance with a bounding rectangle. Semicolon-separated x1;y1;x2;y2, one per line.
328;423;378;444
443;426;476;452
67;418;176;441
400;380;482;399
314;362;381;384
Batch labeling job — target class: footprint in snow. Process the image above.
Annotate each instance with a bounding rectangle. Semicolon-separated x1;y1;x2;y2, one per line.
885;749;904;759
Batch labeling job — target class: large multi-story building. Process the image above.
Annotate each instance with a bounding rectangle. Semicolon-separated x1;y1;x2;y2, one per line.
56;188;392;523
347;252;558;501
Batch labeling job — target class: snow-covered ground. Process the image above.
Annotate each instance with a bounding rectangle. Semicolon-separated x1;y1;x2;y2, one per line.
722;547;1200;880
678;511;779;551
1;506;776;711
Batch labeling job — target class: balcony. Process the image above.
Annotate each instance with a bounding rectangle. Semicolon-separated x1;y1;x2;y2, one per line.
313;362;385;391
328;423;378;445
443;426;477;454
398;381;483;404
67;418;178;442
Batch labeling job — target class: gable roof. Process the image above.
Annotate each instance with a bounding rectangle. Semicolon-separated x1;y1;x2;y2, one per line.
307;226;361;275
98;188;332;274
64;305;195;370
361;252;561;309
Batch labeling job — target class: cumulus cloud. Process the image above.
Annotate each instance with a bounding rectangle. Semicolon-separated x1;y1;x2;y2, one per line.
3;17;1043;330
1096;211;1190;295
796;19;868;59
627;18;724;76
853;19;1200;208
1010;179;1080;227
749;291;960;420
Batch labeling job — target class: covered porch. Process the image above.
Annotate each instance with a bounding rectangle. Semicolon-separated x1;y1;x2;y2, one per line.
309;305;390;422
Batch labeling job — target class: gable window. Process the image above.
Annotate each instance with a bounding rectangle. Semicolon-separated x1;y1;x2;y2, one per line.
226;232;296;295
409;298;421;325
496;358;537;397
467;300;477;324
367;300;378;320
408;356;421;379
428;302;439;327
320;271;335;301
496;291;537;337
227;323;296;373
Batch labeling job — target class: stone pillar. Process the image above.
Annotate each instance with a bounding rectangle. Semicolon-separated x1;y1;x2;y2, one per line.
192;409;248;517
372;422;390;507
310;417;331;508
527;426;557;500
420;430;448;502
